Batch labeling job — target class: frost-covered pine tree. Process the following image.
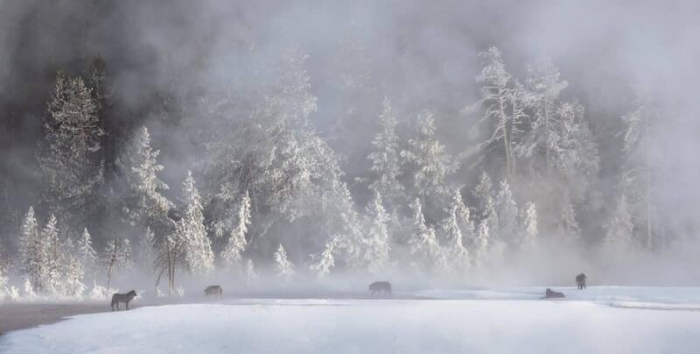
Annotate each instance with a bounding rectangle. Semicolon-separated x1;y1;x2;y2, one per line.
310;237;338;278
328;180;366;270
472;171;493;215
408;198;447;274
520;58;568;174
41;215;62;294
482;196;499;237
221;191;251;270
551;102;600;184
39;72;104;228
521;202;538;247
605;195;635;251
440;191;470;274
621;92;659;250
23;278;36;299
468;47;519;177
401;111;457;204
474;221;491;266
363;192;391;274
274;244;295;280
64;255;86;298
77;228;98;280
368;98;405;209
178;171;214;275
20;207;43;287
120;126;173;227
494;180;518;245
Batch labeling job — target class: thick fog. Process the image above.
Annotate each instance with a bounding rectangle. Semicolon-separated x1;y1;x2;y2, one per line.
1;0;699;297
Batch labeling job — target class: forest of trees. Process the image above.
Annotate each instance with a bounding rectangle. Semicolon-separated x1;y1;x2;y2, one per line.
0;0;688;298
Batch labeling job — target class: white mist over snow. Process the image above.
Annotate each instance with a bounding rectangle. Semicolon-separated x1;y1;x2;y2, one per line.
2;288;700;354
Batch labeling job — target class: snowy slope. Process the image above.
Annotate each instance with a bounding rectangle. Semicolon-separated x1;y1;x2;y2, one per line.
2;292;700;354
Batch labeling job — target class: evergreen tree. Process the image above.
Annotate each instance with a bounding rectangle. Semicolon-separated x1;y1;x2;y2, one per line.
621;92;659;250
401;112;457;206
221;191;251;270
440;191;470;274
519;58;568;174
39;72;104;229
20;207;42;287
472;171;493;215
368;98;404;209
120;126;173;228
408;198;447;274
363;192;391;274
178;171;214;275
494;180;518;246
77;228;98;280
41;214;61;294
468;47;521;177
474;221;491;266
310;237;338;278
274;244;295;280
521;202;538;247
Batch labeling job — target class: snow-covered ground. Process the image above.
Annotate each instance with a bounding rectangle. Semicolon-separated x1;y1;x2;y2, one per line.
2;287;700;354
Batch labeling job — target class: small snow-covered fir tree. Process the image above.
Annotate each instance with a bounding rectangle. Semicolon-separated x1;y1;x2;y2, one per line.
41;214;62;294
441;190;470;274
274;244;295;280
77;228;98;280
368;98;405;209
65;255;86;298
178;171;214;275
408;198;447;274
494;180;518;245
221;191;251;270
521;202;538;247
472;171;493;216
474;221;491;266
310;237;338;278
20;207;43;288
363;192;391;274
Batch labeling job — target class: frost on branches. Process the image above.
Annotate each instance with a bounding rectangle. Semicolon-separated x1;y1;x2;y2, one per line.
221;191;251;270
178;171;214;275
274;244;295;280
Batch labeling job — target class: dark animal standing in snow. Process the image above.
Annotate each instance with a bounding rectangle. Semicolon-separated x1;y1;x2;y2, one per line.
544;288;565;299
369;281;392;297
111;290;137;311
576;273;587;290
205;285;223;298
